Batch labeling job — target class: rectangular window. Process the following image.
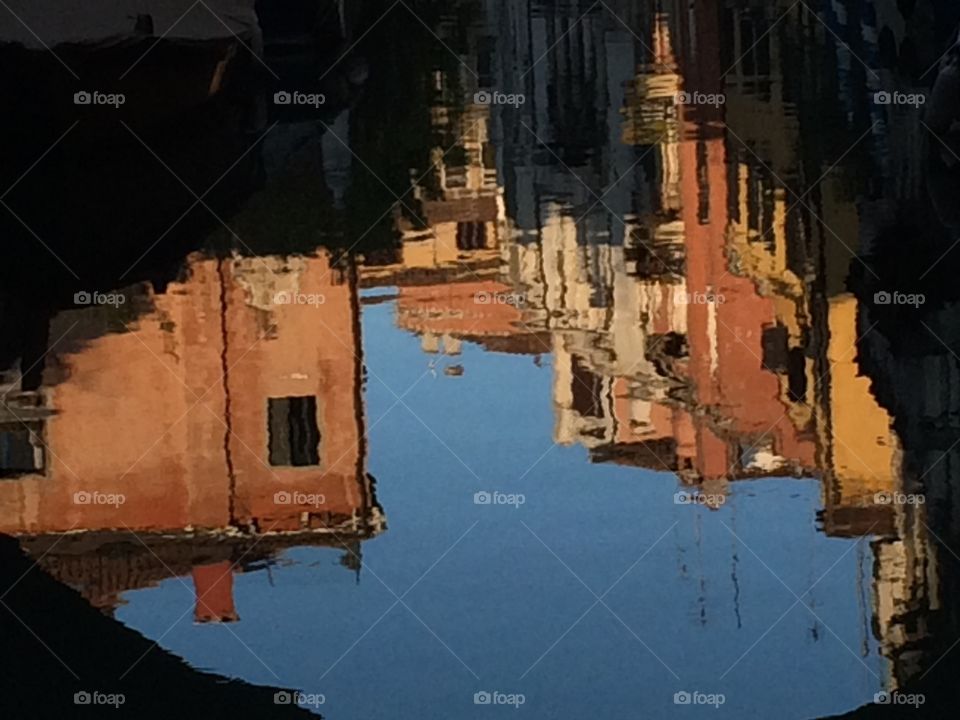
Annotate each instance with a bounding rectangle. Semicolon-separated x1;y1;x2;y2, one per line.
0;424;44;477
571;357;605;419
761;325;789;373
456;222;487;250
267;396;320;467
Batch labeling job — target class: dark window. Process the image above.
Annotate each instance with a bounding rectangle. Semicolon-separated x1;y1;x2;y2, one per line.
761;325;789;373
787;347;808;403
571;357;604;419
0;424;44;477
268;396;320;467
696;141;710;225
482;141;497;170
456;222;487;250
477;36;496;87
738;14;771;78
746;166;760;233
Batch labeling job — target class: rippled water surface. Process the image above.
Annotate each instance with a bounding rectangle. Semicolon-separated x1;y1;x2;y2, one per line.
2;1;960;718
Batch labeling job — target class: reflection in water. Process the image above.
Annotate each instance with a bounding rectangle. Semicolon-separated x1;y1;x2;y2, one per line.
3;0;960;717
1;251;384;615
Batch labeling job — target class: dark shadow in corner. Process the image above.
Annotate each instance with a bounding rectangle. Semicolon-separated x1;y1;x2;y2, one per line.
0;534;318;719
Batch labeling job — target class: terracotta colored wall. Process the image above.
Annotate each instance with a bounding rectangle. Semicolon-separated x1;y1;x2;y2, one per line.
675;0;815;473
396;280;525;338
225;254;366;529
0;252;367;535
0;259;229;533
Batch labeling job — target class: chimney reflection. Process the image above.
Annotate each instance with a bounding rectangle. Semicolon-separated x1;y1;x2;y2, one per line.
193;561;239;624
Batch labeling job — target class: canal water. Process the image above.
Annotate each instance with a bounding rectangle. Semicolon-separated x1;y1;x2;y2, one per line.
2;1;959;718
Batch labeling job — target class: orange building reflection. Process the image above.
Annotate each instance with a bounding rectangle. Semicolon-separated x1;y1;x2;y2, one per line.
0;250;384;614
